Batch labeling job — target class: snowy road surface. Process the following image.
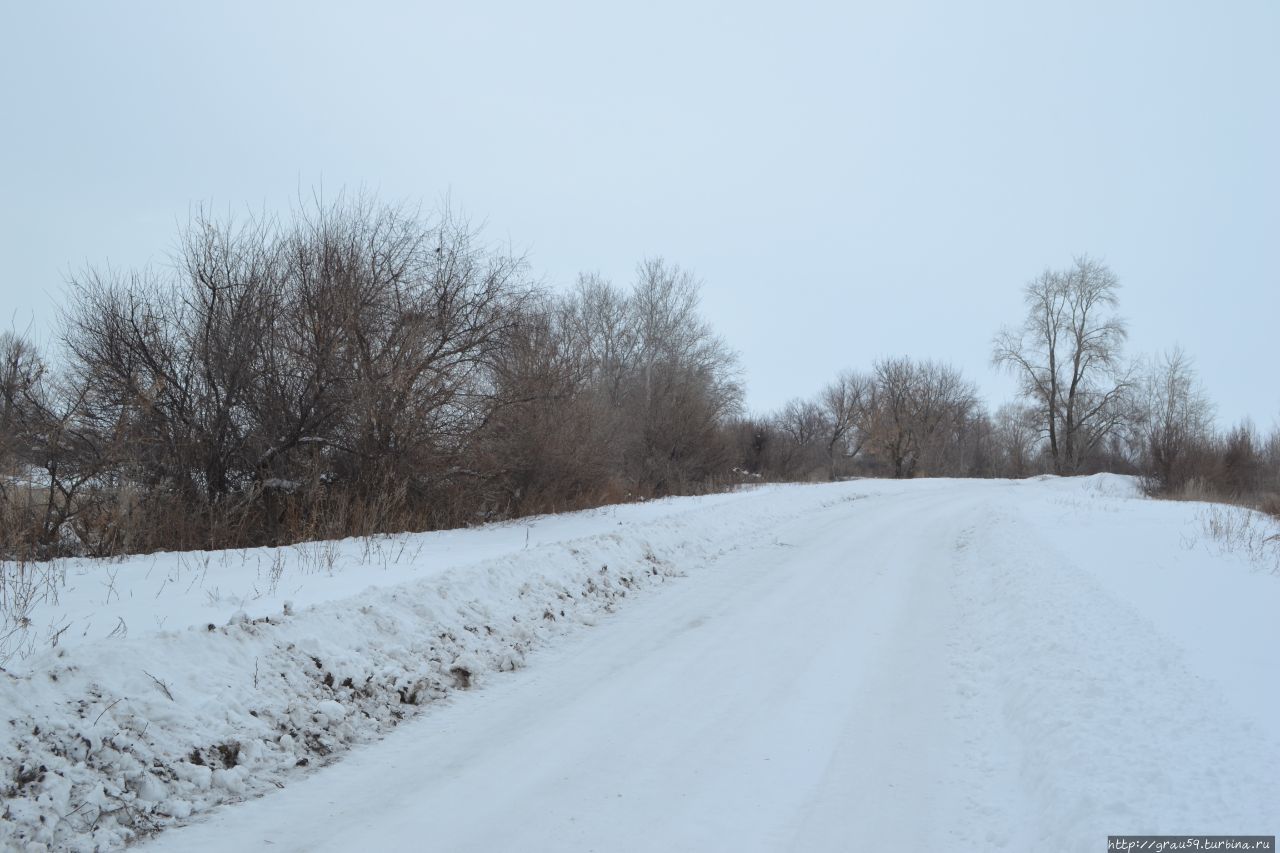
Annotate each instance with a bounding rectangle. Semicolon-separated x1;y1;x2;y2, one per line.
148;479;1279;853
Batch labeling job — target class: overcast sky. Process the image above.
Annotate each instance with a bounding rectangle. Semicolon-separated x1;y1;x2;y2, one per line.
2;0;1276;426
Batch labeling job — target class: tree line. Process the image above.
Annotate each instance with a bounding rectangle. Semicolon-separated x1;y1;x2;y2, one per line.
0;197;741;559
1;199;1276;560
744;255;1279;515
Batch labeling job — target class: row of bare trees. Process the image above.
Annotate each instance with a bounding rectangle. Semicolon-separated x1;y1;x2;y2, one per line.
3;212;1274;560
729;256;1142;482
991;255;1278;510
736;255;1276;509
0;198;743;559
477;261;741;515
1129;349;1280;513
730;358;985;481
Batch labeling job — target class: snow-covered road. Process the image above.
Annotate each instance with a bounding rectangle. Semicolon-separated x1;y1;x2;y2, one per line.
147;480;1280;853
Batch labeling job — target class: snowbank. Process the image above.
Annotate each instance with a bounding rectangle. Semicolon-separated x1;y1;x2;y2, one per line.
1;486;788;664
0;484;845;851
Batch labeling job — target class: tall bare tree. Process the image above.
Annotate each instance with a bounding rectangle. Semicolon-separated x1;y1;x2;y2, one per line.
624;259;742;493
993;256;1134;474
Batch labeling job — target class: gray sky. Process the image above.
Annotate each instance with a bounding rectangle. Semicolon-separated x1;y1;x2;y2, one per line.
3;0;1276;426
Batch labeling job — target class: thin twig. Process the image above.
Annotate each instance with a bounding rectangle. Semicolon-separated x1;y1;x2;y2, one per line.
93;697;123;726
143;670;174;701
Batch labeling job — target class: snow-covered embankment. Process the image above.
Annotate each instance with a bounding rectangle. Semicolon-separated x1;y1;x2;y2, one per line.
0;485;826;851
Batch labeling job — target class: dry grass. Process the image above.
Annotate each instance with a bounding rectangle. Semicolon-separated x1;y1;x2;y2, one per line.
1144;469;1280;575
1;467;745;568
1155;477;1280;519
1197;503;1280;575
0;557;68;662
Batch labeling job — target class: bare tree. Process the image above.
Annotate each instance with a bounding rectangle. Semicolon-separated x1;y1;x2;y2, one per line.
1220;421;1263;497
820;370;873;479
948;408;997;478
993;256;1135;474
61;195;532;549
991;402;1042;477
773;398;829;480
65;212;283;514
478;293;608;515
1137;347;1215;493
867;357;978;478
727;415;776;478
0;334;111;557
0;334;41;482
476;259;744;512
624;259;742;493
